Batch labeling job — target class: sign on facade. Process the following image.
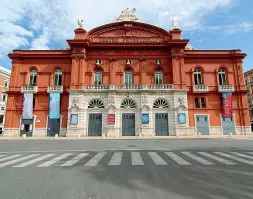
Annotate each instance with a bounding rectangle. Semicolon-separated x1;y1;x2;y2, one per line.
178;113;186;124
142;114;149;124
49;93;60;119
222;92;233;118
22;93;33;119
108;114;115;124
70;114;78;125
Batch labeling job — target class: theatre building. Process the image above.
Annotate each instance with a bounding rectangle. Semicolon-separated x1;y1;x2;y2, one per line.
4;9;251;137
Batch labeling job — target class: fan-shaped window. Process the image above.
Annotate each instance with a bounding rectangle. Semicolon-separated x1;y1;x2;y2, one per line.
194;68;202;85
218;68;227;85
120;98;137;108
153;99;169;108
54;69;62;86
155;70;163;84
88;99;104;108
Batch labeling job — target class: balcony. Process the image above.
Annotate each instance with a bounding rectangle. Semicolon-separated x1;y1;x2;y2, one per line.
47;85;63;93
218;85;234;93
21;85;37;93
83;84;174;91
192;85;209;92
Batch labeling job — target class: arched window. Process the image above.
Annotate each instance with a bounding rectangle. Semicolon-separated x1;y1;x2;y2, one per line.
155;70;163;84
29;69;37;86
88;99;104;108
121;98;137;108
54;69;62;86
218;68;227;85
124;70;132;85
94;70;102;85
194;68;202;85
153;99;169;108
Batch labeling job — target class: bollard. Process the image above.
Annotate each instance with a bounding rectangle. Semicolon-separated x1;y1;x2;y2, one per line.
77;134;80;138
55;134;59;138
198;132;201;137
229;132;232;137
22;134;26;138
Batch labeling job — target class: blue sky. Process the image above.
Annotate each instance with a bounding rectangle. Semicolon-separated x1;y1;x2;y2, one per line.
0;0;252;72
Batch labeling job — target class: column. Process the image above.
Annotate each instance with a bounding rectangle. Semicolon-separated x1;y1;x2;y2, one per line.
109;58;117;84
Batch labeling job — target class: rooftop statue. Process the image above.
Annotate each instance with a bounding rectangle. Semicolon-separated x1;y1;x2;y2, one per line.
115;8;142;22
78;19;84;28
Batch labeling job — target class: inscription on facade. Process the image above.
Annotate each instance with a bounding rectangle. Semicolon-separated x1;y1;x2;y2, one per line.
97;37;163;43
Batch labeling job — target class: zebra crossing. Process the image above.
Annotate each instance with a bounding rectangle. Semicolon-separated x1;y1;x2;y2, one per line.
0;151;253;168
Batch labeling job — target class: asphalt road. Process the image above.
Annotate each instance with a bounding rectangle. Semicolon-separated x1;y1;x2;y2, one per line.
0;139;253;199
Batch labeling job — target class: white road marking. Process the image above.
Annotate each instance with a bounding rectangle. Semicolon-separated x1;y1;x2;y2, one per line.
148;152;167;165
85;152;106;166
131;152;144;165
181;152;214;165
0;155;22;163
165;152;191;165
108;152;123;166
0;154;39;167
14;154;55;167
230;152;253;160
37;153;72;167
0;155;6;158
246;152;253;155
61;153;89;167
215;152;253;165
198;152;236;165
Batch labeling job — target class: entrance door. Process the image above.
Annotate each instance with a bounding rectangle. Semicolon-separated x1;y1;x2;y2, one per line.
222;116;235;135
155;113;169;136
122;113;135;136
20;119;33;136
47;118;60;136
88;113;102;136
196;115;210;135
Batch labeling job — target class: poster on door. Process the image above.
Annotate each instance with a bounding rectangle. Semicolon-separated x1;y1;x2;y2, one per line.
222;92;232;118
49;93;60;119
22;93;33;119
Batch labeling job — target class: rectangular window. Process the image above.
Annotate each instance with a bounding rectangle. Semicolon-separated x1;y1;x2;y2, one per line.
2;93;7;102
245;79;248;85
4;80;9;88
155;72;163;84
29;75;37;86
124;71;132;85
194;74;202;85
195;98;200;108
1;107;4;111
0;115;4;124
251;77;253;83
33;96;36;109
54;74;62;86
201;98;206;108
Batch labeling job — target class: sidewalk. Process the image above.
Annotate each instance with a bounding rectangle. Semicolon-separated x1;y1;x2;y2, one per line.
1;135;253;140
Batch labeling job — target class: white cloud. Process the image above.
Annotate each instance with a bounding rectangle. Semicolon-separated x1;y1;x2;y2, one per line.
0;0;251;62
30;28;50;50
208;22;253;35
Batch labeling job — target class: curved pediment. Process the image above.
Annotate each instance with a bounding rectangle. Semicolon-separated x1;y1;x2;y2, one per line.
87;22;171;43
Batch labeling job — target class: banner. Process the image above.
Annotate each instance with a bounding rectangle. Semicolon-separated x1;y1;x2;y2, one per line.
222;92;233;118
22;93;33;119
178;113;186;124
142;114;149;124
49;93;60;119
108;114;115;124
